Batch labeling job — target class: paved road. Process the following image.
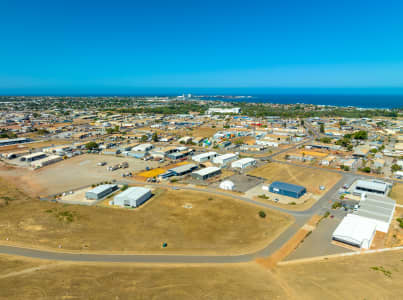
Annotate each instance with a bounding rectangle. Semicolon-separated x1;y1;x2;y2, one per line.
0;127;367;263
0;172;352;263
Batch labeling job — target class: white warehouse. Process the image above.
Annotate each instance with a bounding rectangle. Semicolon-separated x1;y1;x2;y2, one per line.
30;155;62;169
213;153;238;166
192;151;217;163
112;187;152;208
132;143;153;152
231;157;257;169
332;214;377;249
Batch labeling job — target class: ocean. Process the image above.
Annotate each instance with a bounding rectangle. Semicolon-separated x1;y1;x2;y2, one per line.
199;94;403;109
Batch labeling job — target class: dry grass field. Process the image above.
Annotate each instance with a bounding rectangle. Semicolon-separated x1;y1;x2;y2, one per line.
0;179;292;255
0;259;287;300
0;250;402;299
248;162;342;195
275;249;403;300
389;183;403;205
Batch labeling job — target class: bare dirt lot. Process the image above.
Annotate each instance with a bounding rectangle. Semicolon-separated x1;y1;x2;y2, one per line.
389;183;403;205
0;259;287;300
0;154;159;196
0;178;292;255
275;249;403;300
0;250;402;299
248;162;342;195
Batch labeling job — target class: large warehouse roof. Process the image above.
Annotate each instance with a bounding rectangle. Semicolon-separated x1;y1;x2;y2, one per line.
270;181;306;193
332;214;377;249
169;163;197;174
89;184;117;195
115;187;151;200
354;194;395;225
355;180;388;193
192;166;220;176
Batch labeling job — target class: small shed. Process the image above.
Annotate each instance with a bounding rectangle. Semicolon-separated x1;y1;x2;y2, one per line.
219;180;234;190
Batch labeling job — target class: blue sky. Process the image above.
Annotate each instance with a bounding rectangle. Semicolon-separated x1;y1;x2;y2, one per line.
1;0;403;94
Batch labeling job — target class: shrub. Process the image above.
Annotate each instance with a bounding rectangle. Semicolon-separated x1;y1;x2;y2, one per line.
258;194;269;200
289;202;296;205
258;211;266;218
332;201;342;209
121;184;128;191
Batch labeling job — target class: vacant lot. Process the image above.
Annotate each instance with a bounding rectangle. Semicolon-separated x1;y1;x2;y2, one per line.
0;154;159;196
0;259;287;300
389;183;403;205
275;249;403;299
248;162;342;195
0;179;292;255
0;250;402;299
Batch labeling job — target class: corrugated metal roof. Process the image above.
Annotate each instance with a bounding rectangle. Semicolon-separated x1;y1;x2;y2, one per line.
169;163;197;174
355;180;387;193
89;184;117;195
115;187;151;201
270;181;306;193
192;166;220;176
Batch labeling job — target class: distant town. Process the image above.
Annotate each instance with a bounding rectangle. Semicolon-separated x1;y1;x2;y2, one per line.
0;95;402;297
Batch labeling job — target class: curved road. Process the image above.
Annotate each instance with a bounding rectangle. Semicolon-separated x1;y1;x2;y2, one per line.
0;173;353;263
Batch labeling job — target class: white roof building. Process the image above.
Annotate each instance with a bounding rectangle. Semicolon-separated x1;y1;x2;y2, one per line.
213;153;238;166
219;180;235;191
132;143;153;152
113;187;151;208
231;157;257;169
332;214;377;249
192;151;217;163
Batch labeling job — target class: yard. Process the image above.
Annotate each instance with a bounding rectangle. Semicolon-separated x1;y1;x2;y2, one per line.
0;178;292;255
248;162;342;195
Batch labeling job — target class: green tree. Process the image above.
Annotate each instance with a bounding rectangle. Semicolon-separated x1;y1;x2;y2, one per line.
152;132;159;142
353;130;368;140
391;164;402;172
319;123;325;134
140;135;148;142
85;141;98;150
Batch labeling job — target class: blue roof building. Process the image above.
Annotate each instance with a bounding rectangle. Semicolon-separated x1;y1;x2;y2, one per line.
269;181;306;199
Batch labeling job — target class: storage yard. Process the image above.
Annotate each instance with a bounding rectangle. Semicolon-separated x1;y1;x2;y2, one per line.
7;154;158;195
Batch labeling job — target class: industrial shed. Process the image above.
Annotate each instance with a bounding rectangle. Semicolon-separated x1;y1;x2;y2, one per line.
168;163;197;176
269;181;306;199
332;214;377;249
192;151;217;163
30;155;62;168
20;152;47;162
353;194;396;233
354;180;389;196
231;157;257;169
113;187;152;208
213;153;238;166
85;184;118;200
191;167;221;180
